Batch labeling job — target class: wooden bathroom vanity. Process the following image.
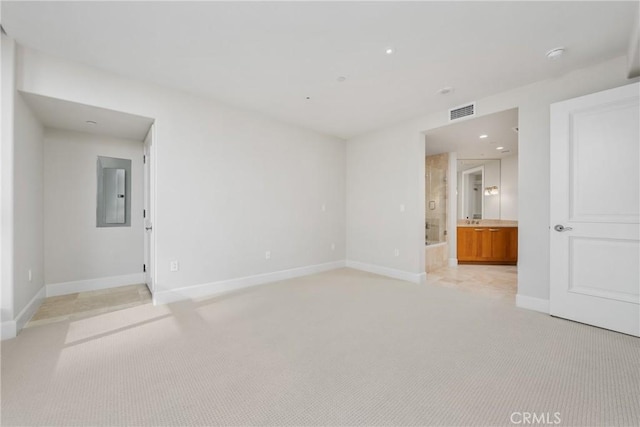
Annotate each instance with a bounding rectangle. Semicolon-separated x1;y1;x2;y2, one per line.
457;223;518;265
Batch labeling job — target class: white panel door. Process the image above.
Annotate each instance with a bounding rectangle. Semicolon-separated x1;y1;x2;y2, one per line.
550;83;639;336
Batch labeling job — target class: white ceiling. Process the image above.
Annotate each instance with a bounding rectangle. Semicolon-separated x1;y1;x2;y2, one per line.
425;108;518;160
2;1;637;139
21;92;154;141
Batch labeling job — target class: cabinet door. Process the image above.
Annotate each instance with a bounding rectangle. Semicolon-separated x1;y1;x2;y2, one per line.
457;227;484;261
489;228;509;260
507;227;518;262
456;228;471;260
489;227;518;263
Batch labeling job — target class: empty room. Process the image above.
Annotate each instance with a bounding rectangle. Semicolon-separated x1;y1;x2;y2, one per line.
1;1;639;426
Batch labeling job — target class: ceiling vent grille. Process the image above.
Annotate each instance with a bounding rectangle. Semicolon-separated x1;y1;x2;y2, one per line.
449;103;476;121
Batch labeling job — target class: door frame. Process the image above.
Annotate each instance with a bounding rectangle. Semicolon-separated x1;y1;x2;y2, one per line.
420;107;520;286
143;123;157;299
460;165;484;220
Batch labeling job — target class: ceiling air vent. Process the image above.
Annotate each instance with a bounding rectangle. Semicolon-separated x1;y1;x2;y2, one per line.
449;102;476;121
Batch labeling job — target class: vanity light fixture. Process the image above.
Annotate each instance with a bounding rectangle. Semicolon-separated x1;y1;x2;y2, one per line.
484;186;499;196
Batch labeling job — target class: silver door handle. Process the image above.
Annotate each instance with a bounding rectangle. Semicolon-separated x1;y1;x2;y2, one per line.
554;224;573;232
145;226;153;231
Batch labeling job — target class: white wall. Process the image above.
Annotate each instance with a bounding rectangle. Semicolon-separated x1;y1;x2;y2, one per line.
1;34;16;327
347;55;637;301
13;93;45;316
2;34;47;338
16;47;346;298
484;161;500;219
346;124;424;276
500;153;518;221
44;129;144;284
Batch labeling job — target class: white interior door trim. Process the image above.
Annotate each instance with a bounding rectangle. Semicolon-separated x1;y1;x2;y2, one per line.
143;122;157;297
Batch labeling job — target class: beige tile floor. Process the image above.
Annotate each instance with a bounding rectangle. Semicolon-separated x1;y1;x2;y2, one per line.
426;264;517;300
26;284;152;328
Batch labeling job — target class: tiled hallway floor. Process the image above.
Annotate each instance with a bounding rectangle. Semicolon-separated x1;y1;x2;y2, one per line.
26;284;152;328
426;264;517;300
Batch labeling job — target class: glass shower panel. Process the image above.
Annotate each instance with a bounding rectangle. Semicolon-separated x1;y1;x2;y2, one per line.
426;154;448;245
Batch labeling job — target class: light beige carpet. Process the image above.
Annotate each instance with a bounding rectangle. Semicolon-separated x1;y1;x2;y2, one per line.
1;268;639;426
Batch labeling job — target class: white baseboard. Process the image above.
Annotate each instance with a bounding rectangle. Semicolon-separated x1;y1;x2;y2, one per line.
448;258;458;267
46;273;145;297
1;320;17;340
1;286;46;340
516;294;550;314
154;261;346;305
345;260;423;284
16;286;46;332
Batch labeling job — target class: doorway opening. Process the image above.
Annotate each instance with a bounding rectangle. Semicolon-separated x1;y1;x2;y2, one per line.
19;92;157;327
423;108;519;300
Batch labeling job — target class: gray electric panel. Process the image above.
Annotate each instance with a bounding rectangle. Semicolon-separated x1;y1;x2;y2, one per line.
97;156;131;227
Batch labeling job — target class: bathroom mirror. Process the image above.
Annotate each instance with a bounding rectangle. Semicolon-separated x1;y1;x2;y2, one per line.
457;159;500;220
97;156;131;227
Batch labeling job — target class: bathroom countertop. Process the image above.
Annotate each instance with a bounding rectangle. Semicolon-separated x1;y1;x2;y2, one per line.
457;220;518;228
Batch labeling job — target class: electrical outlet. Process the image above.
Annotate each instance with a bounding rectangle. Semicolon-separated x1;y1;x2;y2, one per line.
394;248;400;257
331;243;335;251
265;251;271;260
170;261;179;272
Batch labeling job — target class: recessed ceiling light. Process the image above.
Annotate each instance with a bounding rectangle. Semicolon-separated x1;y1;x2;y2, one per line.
305;96;311;100
385;47;394;55
337;76;346;82
479;134;488;139
437;86;454;95
546;47;565;60
85;120;97;125
496;146;504;150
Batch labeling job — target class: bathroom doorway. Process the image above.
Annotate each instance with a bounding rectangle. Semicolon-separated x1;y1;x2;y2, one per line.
423;108;519;299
